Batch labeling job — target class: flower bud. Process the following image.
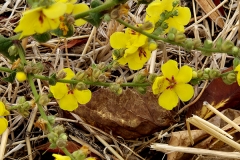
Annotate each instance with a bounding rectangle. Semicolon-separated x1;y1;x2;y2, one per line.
193;39;202;48
168;27;177;35
148;73;158;83
113;49;125;60
47;115;55;125
167;33;175;41
97;62;106;70
32;62;44;74
17;96;26;104
16;72;27;82
202;73;209;80
48;132;58;144
133;72;147;83
174;32;186;43
92;68;101;79
203;39;213;49
110;8;119;19
136;87;146;94
192;71;198;78
209;69;221;79
98;74;107;82
103;14;111;22
109;83;122;95
53;125;65;135
172;0;180;7
197;70;204;78
221;40;234;52
184;38;194;51
231;46;239;56
204;68;211;74
216;38;223;49
140;21;153;30
222;76;234;85
76;82;88;90
233;58;240;69
39;94;50;106
56;70;67;79
56;137;67;148
75;70;87;81
148;40;157;51
8;45;18;56
226;72;236;83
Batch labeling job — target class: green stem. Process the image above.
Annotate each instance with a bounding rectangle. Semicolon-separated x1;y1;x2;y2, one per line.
61;148;76;160
74;0;121;20
116;19;229;54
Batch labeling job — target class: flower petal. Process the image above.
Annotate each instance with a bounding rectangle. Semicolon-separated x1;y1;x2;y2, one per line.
63;68;75;80
58;94;78;111
52;154;71;160
158;89;179;110
234;64;240;71
175;7;191;25
0;101;9;116
161;60;179;79
165;18;184;32
14;8;42;38
152;76;165;95
237;72;240;86
50;83;68;99
174;83;194;101
43;2;66;19
175;65;192;83
0;118;8;135
110;32;127;49
72;3;89;26
73;89;92;104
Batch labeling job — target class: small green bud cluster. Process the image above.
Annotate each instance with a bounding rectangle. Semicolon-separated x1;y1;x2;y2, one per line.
133;69;149;94
222;72;236;85
109;83;122;95
48;125;68;149
38;93;50;106
193;68;221;80
167;28;186;44
23;61;44;74
15;96;33;117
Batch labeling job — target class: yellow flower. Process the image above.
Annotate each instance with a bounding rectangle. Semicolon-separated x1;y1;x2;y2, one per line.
55;0;89;26
152;60;194;110
110;27;156;70
50;68;91;111
14;2;67;39
16;72;27;82
52;154;71;160
0;101;9;135
234;64;240;85
146;0;191;32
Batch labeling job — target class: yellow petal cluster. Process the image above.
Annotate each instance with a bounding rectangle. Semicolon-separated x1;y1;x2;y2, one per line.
0;101;9;135
110;27;156;70
55;0;89;26
14;2;67;39
152;60;194;110
50;68;91;111
146;0;191;32
52;154;71;160
235;65;240;85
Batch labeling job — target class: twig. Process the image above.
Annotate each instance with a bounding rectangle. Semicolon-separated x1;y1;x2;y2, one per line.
0;128;9;160
151;143;240;159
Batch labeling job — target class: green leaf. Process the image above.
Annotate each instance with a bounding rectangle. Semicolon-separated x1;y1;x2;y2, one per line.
85;12;103;27
2;71;16;83
0;35;18;62
49;74;57;86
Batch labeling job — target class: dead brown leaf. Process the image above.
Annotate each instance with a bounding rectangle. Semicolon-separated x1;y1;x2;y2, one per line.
195;0;225;28
187;76;240;119
74;88;175;139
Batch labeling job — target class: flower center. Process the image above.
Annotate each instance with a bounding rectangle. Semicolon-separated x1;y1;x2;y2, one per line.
138;47;147;60
166;76;176;89
66;84;74;94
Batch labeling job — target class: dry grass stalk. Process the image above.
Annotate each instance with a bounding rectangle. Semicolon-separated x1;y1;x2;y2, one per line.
151;143;240;159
